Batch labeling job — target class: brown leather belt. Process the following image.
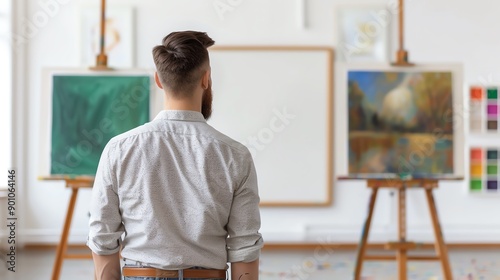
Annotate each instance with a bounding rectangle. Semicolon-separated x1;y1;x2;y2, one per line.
122;267;226;279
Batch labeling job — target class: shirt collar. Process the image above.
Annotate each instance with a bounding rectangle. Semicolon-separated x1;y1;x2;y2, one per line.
153;110;206;123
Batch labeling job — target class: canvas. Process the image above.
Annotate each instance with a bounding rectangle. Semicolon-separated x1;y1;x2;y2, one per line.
208;46;334;206
50;75;150;175
347;70;456;176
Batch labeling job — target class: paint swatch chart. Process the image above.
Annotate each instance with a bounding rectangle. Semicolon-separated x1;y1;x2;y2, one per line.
470;86;499;132
470;147;500;192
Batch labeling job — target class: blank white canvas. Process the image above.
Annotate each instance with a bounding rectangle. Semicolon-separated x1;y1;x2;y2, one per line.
208;49;332;205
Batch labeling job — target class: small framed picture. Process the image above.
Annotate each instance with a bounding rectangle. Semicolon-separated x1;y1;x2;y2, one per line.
335;5;392;62
80;6;135;68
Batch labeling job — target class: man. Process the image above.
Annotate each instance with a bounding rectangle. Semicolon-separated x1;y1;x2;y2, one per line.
87;31;263;280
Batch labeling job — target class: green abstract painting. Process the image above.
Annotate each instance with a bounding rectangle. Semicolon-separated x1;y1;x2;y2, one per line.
51;75;150;175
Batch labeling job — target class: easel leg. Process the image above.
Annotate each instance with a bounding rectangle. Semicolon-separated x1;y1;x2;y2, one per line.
354;187;379;280
424;188;453;280
52;186;79;280
397;186;407;280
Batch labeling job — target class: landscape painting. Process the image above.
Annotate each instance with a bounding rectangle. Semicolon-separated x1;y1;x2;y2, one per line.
348;70;455;176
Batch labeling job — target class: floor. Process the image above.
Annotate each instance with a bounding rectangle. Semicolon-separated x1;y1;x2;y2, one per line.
260;250;500;280
1;249;499;279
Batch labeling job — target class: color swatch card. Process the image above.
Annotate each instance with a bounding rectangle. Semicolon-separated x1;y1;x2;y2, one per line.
470;147;500;192
470;86;499;132
487;88;499;130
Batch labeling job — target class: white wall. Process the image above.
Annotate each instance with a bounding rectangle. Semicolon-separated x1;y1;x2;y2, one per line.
0;0;12;176
12;0;500;245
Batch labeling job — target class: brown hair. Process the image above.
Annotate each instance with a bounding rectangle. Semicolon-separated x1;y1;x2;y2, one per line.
152;31;215;96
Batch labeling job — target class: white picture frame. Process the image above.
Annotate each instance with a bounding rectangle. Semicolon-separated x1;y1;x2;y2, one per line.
80;5;135;68
335;5;392;63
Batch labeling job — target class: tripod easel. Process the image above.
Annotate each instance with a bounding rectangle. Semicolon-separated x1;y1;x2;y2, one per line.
349;178;454;280
39;176;94;280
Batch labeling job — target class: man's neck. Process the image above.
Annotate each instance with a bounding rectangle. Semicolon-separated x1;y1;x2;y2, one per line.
164;94;201;113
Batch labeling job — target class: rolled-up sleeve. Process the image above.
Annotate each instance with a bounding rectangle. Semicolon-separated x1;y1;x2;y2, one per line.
87;143;124;255
226;154;264;263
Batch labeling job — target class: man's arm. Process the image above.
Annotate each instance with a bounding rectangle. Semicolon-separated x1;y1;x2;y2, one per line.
92;252;121;280
87;143;124;279
231;259;259;280
226;151;263;278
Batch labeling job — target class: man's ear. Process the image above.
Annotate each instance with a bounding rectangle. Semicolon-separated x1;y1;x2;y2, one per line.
154;72;164;89
201;70;210;90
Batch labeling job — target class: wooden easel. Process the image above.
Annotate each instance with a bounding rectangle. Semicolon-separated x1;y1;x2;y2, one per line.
39;176;94;280
354;179;453;280
90;0;112;71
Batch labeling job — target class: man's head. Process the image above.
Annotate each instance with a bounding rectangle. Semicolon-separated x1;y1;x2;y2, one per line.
152;31;215;119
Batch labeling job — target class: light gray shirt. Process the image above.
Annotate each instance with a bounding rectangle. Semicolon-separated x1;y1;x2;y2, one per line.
87;110;263;270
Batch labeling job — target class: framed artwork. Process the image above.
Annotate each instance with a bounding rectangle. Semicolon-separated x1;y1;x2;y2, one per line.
80;6;134;68
208;46;334;206
335;5;391;62
39;69;164;177
336;64;465;179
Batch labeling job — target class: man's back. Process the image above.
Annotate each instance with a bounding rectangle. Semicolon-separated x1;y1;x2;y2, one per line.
88;110;263;270
88;31;262;280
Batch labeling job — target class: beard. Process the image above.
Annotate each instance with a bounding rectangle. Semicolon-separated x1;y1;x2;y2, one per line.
201;84;213;120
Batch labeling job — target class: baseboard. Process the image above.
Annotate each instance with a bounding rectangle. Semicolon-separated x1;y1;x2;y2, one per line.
263;226;500;243
18;227;500;245
19;228;89;245
263;242;500;250
23;242;500;251
25;243;90;250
